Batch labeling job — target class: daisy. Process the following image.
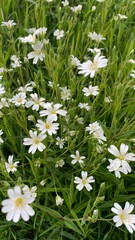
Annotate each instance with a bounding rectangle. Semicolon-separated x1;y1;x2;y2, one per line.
70;150;85;165
53;29;64;40
78;52;108;78
28;41;45;64
74;171;95;191
36;117;59;135
1;186;35;222
5;155;19;173
23;130;46;154
26;93;45;111
82;85;99;96
88;32;106;42
39;102;67;121
111;202;135;233
107;143;135;173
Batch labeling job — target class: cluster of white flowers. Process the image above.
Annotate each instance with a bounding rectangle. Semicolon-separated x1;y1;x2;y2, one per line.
86;121;106;144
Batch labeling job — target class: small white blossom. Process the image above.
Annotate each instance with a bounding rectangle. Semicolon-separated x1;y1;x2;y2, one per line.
55;159;65;168
26;93;45;111
54;29;64;40
71;55;80;66
40;102;67;121
0;98;9;109
130;70;135;78
22;185;37;199
74;171;95;191
36;117;59;135
71;5;82;13
11;55;22;68
61;0;69;6
1;20;16;28
56;137;65;149
55;195;64;206
70;151;85;165
0;84;5;95
60;86;71;100
78;103;90;111
28;41;45;64
5;155;19;173
82;85;99;96
111;202;135;233
88;32;106;42
10;92;26;106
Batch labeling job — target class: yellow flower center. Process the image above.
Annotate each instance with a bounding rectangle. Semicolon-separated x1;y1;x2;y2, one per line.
10;163;15;169
17;98;23;103
120;213;125;220
119;155;124;161
45;123;51;129
35;138;40;144
15;197;24;207
82;179;86;185
51;110;56;114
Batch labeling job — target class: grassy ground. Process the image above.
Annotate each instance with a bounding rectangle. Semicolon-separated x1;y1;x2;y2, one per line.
0;0;135;239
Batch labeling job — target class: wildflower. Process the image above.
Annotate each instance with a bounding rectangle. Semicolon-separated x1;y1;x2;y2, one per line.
26;93;45;111
78;52;108;78
111;202;135;233
22;185;37;199
10;92;26;107
128;59;135;64
55;159;65;168
56;137;65;149
104;96;113;103
82;85;99;96
28;41;45;64
53;29;64;40
23;130;46;154
92;6;96;11
93;128;106;144
107;159;128;178
61;0;69;6
34;27;47;36
70;151;85;165
74;171;95;191
88;32;106;42
114;14;127;21
71;55;80;66
0;129;3;144
1;186;35;222
0;98;9;109
5;155;19;173
39;102;67;121
130;70;135;78
19;34;36;44
87;48;101;55
0;84;5;95
60;86;71;100
11;55;22;68
78;103;90;111
1;20;16;28
85;121;100;134
71;5;82;13
36;117;59;135
107;144;135;174
18;83;33;93
56;195;64;206
40;180;46;186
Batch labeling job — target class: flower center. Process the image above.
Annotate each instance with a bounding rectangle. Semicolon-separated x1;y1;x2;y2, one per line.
51;110;56;114
35;138;40;144
10;163;15;169
15;197;24;207
17;98;23;103
45;123;51;129
120;213;125;221
119;155;124;161
82;179;86;185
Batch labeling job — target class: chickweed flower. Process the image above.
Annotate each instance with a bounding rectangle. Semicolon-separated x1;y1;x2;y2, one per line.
88;32;106;42
11;55;22;68
26;93;45;111
0;129;3;144
71;5;82;13
82;85;99;96
1;20;16;28
60;86;71;100
28;41;45;64
40;102;67;121
1;186;35;222
36;117;59;135
78;103;90;111
55;159;65;168
23;130;46;154
78;53;108;78
130;70;135;78
74;171;95;191
56;137;65;149
70;151;85;165
107;144;135;176
5;155;19;173
22;185;37;199
53;29;64;40
0;98;9;109
55;195;64;206
111;202;135;233
61;0;69;7
10;92;26;107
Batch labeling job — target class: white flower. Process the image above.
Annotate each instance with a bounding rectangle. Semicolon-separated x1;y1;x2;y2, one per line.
28;41;45;64
22;185;37;199
87;48;101;55
56;136;65;149
34;27;47;36
78;103;90;111
107;144;135;174
23;130;46;154
54;29;64;39
1;20;16;28
114;14;127;21
70;151;85;165
78;53;108;78
71;5;82;13
10;92;26;106
39;102;67;121
55;195;64;206
11;55;22;68
26;93;45;111
0;98;9;109
19;34;36;44
130;70;135;78
0;84;5;95
111;202;135;233
61;0;69;6
18;83;33;93
74;171;95;191
1;186;35;222
92;6;96;11
85;121;100;134
5;155;19;173
104;96;113;103
88;32;106;42
36;117;59;135
82;85;99;96
71;55;80;66
40;180;46;186
55;159;65;168
128;59;135;64
0;129;3;144
60;86;71;100
46;0;53;2
107;159;128;178
93;128;106;144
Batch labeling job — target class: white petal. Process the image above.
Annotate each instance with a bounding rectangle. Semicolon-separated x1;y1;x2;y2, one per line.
6;209;15;221
13;208;21;222
108;145;120;157
25;204;35;216
21;208;29;221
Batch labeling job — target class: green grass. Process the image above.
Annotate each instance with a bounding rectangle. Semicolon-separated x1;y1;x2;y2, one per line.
0;0;135;239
